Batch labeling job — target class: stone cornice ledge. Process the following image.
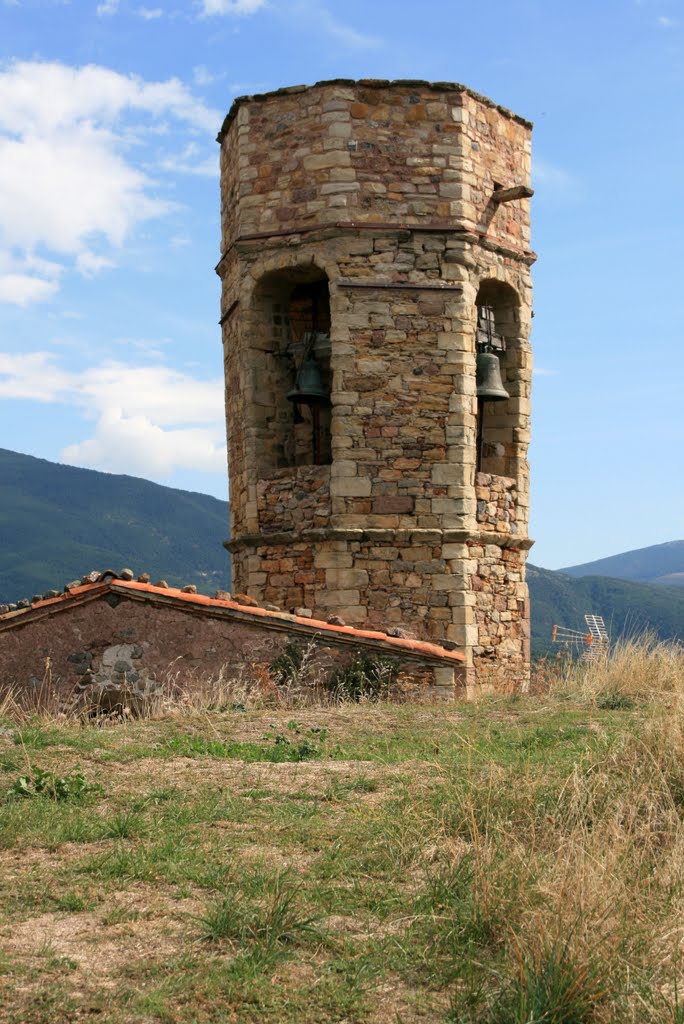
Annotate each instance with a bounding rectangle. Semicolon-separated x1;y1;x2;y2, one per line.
215;223;537;272
225;528;534;552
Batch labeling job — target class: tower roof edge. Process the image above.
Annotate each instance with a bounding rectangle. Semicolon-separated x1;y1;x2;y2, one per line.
216;78;533;143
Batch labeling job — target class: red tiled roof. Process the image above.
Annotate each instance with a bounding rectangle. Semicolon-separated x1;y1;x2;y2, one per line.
0;578;464;664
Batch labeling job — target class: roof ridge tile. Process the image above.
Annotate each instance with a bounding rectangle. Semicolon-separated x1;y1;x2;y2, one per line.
0;574;463;663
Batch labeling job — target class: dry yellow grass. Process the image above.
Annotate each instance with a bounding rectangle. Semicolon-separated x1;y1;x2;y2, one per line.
545;632;684;702
0;637;682;1022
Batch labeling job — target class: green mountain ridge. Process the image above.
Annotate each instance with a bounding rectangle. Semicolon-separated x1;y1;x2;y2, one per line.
526;563;684;658
0;448;230;602
561;539;684;587
1;449;682;658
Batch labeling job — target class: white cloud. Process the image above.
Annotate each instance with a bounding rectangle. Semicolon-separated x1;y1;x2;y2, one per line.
657;15;676;26
193;64;224;87
0;132;163;252
0;245;64;300
137;5;163;17
200;0;267;13
0;349;226;477
0;60;220;305
285;0;380;49
0;352;224;424
76;251;116;276
159;142;218;176
316;6;381;49
197;0;378;49
96;0;120;14
531;158;579;203
112;336;170;359
76;362;224;426
0;351;71;399
0;61;218;137
0;274;59;306
62;408;225;476
533;367;557;377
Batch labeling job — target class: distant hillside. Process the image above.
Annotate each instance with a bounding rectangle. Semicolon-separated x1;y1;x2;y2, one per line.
2;448;683;659
0;448;230;602
527;563;684;658
561;540;684;588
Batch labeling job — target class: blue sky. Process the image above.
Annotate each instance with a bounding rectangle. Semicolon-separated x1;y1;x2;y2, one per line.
0;0;682;569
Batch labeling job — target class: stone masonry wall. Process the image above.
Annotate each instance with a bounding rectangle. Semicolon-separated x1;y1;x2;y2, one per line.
0;594;457;702
219;80;534;693
257;465;331;534
475;471;518;535
233;542;323;613
233;533;449;638
470;471;528;687
218;79;532;253
469;541;529;692
225;234;532;538
1;597;286;697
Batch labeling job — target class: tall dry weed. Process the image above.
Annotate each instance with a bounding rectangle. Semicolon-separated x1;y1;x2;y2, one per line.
428;650;684;1020
532;727;684;1021
545;633;684;704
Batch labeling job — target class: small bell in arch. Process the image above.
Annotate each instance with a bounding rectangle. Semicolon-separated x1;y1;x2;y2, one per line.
287;347;330;466
475;304;510;402
476;349;510;402
475;303;510;471
286;353;329;406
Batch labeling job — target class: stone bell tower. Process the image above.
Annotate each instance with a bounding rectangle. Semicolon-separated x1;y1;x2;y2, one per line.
217;79;535;692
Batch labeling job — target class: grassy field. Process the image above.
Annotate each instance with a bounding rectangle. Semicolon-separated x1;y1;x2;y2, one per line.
1;640;683;1023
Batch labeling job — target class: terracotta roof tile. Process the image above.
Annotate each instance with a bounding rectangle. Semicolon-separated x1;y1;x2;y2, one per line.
111;580;463;661
0;576;464;663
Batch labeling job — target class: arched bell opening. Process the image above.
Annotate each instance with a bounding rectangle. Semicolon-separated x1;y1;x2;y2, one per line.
474;280;521;479
248;266;332;476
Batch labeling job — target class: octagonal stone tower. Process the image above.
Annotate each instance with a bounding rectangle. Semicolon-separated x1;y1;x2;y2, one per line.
217;79;535;692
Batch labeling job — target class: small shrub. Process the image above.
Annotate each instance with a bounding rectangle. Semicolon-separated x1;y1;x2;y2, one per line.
262;720;328;760
490;938;605;1024
161;722;326;763
102;810;144;839
196;871;320;966
328;652;398;702
270;641;306;687
13;725;56;749
596;691;635;710
52;893;89;912
8;766;102;801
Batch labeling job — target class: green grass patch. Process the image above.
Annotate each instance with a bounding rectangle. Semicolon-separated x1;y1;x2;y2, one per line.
0;694;680;1022
159;722;327;762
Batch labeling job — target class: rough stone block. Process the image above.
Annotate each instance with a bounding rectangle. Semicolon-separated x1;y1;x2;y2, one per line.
325;568;369;589
314;550;353;569
372;496;414;514
332;477;372;498
302;151;351;171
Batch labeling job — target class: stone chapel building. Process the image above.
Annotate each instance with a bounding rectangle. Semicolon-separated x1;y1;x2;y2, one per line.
217;79;535;692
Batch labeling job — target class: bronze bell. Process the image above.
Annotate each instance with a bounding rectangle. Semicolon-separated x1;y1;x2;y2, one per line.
287;354;329;405
476;350;510;402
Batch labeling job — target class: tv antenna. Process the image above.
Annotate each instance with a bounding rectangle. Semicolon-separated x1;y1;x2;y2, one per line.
551;614;610;662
